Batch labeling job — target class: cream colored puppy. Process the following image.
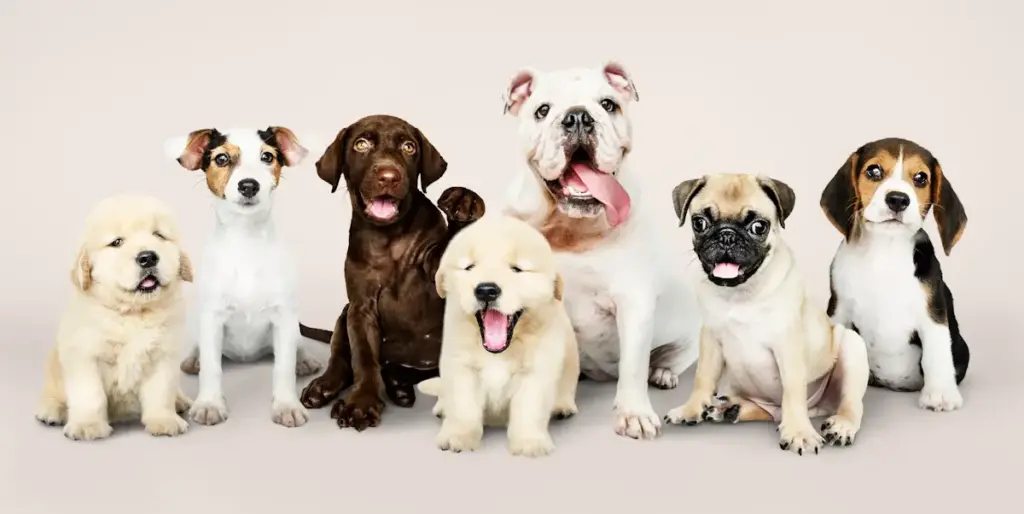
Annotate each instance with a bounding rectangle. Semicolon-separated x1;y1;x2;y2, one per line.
35;195;194;441
419;215;579;457
663;174;870;455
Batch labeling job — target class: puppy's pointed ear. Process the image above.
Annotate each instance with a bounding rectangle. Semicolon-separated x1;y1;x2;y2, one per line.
70;247;92;291
602;61;639;103
167;129;219;171
931;163;967;255
503;68;537;116
416;127;447;193
434;266;447;299
553;273;564;301
757;177;797;229
263;126;309;167
671;177;707;225
178;250;195;283
820;152;860;239
316;128;348;194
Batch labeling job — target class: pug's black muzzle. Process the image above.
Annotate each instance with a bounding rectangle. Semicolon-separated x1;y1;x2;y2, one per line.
694;224;768;287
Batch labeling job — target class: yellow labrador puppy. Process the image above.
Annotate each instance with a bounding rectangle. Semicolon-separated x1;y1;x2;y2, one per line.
35;194;194;440
419;215;579;457
663;174;869;455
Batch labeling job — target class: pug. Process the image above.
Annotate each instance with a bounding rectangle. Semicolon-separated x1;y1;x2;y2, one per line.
663;173;870;456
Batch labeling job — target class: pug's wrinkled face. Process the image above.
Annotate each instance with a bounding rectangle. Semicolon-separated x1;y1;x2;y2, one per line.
672;173;795;288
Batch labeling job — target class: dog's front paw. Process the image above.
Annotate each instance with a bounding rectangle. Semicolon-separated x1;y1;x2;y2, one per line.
821;415;858;447
63;419;113;441
508;433;555;457
272;400;309;428
701;395;741;423
778;421;823;456
648;367;679;390
180;355;200;375
437;186;485;225
295;356;322;377
918;385;963;412
552;400;578;420
332;393;384;431
35;399;66;427
144;415;189;437
189;398;228;426
436;426;483;453
613;397;661;439
175;392;193;414
663;397;711;426
300;373;345;409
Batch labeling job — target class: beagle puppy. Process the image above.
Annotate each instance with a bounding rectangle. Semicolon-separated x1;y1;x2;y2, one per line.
820;137;970;412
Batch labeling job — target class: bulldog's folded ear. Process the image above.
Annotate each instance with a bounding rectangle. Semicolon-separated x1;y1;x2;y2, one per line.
931;163;968;255
820;151;861;239
315;128;348;194
671;177;707;225
602;61;639;103
757;177;797;229
262;126;309;167
503;68;537;116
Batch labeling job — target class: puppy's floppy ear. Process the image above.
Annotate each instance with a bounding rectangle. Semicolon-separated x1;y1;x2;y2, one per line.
820;151;860;239
415;127;447;193
434;266;447;299
178;250;195;283
167;128;219;171
602;61;640;102
553;273;564;302
757;177;797;229
671;177;707;225
70;247;92;291
315;128;348;194
931;163;967;255
263;126;309;167
503;68;537;116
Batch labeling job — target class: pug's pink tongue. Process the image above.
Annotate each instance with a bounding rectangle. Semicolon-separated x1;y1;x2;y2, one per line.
482;309;509;352
368;199;397;219
712;263;740;279
568;163;632;227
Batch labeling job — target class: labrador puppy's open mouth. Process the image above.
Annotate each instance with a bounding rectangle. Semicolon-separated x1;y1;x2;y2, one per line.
364;195;399;221
543;148;631;227
136;274;161;294
475;308;524;353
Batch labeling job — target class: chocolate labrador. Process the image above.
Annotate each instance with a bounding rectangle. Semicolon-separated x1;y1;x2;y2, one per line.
298;114;485;431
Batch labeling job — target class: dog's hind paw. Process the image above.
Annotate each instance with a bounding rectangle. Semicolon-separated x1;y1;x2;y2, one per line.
552;401;578;420
180;355;200;375
35;399;66;427
295;355;322;377
701;395;741;423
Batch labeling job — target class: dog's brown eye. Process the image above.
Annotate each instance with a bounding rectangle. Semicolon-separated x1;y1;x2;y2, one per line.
214;154;230;167
691;216;709;233
353;138;372;153
401;141;417;155
600;99;618;113
153;231;166;240
865;165;883;181
109;238;124;248
261;151;275;164
749;220;769;236
534;103;550;120
913;171;928;188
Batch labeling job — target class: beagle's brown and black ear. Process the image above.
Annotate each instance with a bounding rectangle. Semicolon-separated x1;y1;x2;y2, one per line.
931;163;967;255
820;152;860;239
315;128;349;194
415;127;448;193
671;177;707;225
757;177;796;228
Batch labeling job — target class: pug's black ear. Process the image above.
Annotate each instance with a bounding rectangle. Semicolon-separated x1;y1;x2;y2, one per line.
757;177;796;229
671;177;707;225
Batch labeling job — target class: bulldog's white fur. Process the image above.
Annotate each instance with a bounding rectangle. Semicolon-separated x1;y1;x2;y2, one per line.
501;62;702;440
166;127;319;428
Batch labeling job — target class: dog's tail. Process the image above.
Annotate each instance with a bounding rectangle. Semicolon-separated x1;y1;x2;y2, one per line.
416;377;442;397
299;323;333;344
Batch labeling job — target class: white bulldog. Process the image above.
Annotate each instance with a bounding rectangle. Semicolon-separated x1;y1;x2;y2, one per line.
501;61;703;440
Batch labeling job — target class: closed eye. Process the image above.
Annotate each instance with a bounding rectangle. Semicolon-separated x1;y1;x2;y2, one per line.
511;265;523;273
153;231;167;240
463;264;475;271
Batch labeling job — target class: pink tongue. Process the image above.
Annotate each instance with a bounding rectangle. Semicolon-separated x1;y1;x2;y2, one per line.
140;277;158;288
568;163;631;227
368;199;397;220
712;263;740;279
482;309;510;352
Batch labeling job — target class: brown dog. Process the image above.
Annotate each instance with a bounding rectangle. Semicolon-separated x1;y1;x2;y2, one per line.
299;114;485;431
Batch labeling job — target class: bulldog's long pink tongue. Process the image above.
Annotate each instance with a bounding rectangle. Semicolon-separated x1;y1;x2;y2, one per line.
368;199;397;220
482;309;510;352
568;163;631;227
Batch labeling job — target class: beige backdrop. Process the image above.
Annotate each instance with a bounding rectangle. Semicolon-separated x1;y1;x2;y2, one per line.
2;0;1020;512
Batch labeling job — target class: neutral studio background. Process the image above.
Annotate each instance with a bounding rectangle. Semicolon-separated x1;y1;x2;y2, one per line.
2;0;1021;512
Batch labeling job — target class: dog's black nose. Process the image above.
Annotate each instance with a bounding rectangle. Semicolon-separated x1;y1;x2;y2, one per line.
561;108;595;134
238;179;260;199
717;228;738;246
474;282;502;302
885;191;911;213
136;251;159;268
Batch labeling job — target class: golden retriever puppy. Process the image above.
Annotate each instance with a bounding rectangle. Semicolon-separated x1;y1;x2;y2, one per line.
35;194;194;441
419;215;579;457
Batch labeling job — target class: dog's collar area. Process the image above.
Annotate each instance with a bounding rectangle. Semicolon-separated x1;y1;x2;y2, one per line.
475;307;524;354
